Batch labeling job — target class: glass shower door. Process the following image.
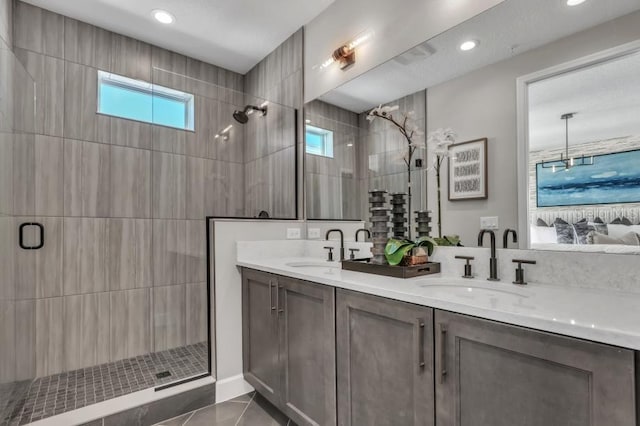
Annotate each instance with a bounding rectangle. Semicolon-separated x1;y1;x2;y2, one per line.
0;46;37;424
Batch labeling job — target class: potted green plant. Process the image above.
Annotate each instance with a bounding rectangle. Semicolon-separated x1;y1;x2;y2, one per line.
384;236;437;266
433;235;462;247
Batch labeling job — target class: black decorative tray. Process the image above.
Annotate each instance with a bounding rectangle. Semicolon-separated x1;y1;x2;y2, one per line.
341;258;441;279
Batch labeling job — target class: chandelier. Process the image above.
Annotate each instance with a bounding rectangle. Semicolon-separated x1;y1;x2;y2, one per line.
541;113;594;173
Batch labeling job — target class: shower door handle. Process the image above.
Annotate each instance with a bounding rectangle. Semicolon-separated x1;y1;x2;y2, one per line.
19;222;44;250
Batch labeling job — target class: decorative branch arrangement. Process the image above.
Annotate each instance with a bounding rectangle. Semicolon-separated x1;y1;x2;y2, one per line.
427;128;456;238
367;104;424;239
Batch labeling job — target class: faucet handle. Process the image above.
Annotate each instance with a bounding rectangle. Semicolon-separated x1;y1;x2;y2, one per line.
513;259;536;265
455;256;475;279
323;246;334;262
512;259;536;285
348;248;360;260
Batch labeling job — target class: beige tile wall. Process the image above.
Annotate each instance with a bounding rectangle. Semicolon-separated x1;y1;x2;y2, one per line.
305;100;360;220
244;29;302;219
357;90;428;230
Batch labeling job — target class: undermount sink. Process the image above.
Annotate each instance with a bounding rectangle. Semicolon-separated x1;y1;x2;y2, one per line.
286;261;340;269
416;279;531;299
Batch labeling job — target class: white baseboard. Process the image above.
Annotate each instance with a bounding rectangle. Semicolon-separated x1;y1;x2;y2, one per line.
29;376;215;426
215;374;254;403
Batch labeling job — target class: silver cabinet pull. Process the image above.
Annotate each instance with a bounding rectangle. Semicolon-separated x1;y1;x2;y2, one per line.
269;280;276;311
277;284;284;314
417;320;425;369
440;324;448;383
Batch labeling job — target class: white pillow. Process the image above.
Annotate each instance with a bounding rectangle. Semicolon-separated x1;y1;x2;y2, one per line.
591;231;640;246
607;224;640;239
530;225;557;244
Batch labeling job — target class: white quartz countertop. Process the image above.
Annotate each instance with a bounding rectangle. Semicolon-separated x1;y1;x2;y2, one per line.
237;255;640;351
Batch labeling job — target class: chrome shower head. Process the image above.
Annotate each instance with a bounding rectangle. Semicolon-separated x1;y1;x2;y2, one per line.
232;104;267;124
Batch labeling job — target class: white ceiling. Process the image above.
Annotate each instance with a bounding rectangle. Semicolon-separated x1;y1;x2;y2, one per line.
318;0;640;113
528;50;640;151
24;0;334;74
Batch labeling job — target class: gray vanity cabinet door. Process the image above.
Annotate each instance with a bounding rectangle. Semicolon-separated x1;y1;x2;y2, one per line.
278;276;336;426
336;289;434;426
434;310;636;426
242;269;281;405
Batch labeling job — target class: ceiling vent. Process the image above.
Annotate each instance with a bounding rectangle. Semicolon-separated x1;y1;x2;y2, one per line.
393;41;436;66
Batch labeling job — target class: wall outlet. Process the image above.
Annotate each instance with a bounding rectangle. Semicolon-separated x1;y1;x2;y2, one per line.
308;228;321;239
480;216;499;230
286;228;301;239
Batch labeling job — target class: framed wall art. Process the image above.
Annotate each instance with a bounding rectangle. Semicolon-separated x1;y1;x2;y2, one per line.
536;148;640;207
448;138;488;201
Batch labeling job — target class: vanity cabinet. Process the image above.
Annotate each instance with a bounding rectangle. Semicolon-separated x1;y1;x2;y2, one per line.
243;269;637;426
434;310;636;426
242;269;336;426
335;289;434;426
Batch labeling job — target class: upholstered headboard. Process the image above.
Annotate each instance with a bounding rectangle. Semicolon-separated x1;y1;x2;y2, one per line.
532;207;640;226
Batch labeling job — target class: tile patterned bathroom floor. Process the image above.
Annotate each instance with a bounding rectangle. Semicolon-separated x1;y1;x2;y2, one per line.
154;392;296;426
1;342;208;426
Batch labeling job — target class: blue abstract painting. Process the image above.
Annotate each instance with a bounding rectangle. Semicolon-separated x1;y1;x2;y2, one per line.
536;149;640;207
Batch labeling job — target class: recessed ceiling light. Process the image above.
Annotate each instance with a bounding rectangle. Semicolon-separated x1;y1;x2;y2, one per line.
152;9;175;24
459;40;478;51
567;0;586;5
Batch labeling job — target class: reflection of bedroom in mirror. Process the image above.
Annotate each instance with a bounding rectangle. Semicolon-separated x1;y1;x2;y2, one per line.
523;46;640;253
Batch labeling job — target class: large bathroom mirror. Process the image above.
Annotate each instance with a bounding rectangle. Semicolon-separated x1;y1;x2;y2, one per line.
519;45;640;254
304;0;640;253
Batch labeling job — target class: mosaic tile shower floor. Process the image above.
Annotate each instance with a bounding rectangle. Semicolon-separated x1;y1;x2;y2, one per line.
0;342;208;426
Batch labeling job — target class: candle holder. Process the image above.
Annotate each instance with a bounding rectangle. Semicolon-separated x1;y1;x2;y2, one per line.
390;192;407;239
415;210;433;238
369;190;389;265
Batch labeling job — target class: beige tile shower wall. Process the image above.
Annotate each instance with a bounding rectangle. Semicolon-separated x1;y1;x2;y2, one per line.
305;100;360;220
1;0;17;382
244;29;302;219
10;1;243;379
357;90;428;230
0;0;11;49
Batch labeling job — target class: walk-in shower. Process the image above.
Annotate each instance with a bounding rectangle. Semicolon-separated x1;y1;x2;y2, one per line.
2;3;298;423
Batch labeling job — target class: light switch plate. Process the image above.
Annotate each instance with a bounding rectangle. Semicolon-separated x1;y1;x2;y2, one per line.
480;216;499;230
286;228;301;239
308;228;321;239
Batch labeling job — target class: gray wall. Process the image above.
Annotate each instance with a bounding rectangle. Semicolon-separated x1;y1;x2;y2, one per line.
305;99;360;220
426;10;640;247
244;29;302;218
4;0;250;381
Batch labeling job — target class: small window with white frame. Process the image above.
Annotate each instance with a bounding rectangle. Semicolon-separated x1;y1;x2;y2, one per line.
97;70;195;131
305;124;334;158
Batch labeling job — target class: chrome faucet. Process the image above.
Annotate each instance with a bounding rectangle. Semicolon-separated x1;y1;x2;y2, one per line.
326;229;345;261
355;228;371;242
503;229;518;248
478;230;499;281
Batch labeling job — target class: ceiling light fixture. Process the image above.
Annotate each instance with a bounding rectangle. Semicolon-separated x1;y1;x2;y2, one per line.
459;40;478;51
541;113;594;173
566;0;586;6
319;29;374;71
152;9;175;24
